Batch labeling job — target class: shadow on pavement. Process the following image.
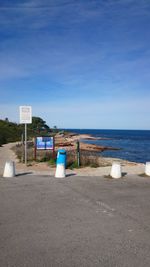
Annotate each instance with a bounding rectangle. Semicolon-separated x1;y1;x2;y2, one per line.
16;172;33;177
66;173;76;177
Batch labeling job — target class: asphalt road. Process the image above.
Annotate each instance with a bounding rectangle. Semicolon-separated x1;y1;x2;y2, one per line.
0;174;150;267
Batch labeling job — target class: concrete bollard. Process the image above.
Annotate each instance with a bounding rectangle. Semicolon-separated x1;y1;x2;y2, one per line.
110;162;122;179
3;161;15;178
145;162;150;176
55;164;66;178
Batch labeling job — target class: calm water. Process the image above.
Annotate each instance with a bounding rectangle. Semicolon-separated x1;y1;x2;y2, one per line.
65;129;150;163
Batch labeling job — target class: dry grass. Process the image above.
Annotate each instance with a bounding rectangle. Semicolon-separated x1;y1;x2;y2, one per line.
66;150;100;168
138;173;150;177
12;143;112;169
12;143;55;163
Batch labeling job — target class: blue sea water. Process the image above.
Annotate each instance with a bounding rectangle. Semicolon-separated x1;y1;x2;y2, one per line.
65;129;150;163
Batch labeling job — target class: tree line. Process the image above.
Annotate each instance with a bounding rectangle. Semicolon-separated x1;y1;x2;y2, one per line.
0;117;57;146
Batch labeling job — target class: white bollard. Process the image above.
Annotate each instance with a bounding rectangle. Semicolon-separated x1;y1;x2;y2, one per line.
3;161;15;178
110;162;122;179
55;164;66;178
145;162;150;176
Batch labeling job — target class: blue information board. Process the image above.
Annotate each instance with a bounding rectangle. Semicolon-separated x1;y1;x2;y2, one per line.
36;137;54;150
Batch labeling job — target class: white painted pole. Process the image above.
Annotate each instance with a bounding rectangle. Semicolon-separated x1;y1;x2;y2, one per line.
25;123;27;165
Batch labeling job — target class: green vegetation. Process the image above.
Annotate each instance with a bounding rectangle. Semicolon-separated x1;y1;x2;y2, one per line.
27;117;51;136
13;142;101;168
67;161;79;169
0;119;22;146
66;150;100;169
0;117;57;146
48;158;56;167
1;117;104;169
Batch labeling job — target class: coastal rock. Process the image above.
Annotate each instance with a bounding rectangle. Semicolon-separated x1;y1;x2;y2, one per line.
55;133;118;152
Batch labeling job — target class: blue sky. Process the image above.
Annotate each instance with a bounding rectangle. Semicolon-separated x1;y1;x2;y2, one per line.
0;0;150;129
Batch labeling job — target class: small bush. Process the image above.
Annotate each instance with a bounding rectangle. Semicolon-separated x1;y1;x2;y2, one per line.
80;150;99;167
12;143;56;163
66;150;76;168
66;150;100;169
13;144;102;169
89;162;99;168
48;158;56;166
67;161;79;169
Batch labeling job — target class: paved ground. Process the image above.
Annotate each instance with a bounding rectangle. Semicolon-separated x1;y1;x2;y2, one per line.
0;174;150;267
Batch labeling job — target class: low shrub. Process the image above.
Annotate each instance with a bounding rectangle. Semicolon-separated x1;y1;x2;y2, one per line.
66;150;100;168
48;158;56;167
13;144;102;168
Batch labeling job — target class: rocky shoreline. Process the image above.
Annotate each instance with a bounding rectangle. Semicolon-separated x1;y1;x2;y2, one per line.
55;132;119;153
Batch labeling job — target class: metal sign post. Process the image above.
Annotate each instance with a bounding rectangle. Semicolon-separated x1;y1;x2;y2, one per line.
25;124;27;165
19;106;32;165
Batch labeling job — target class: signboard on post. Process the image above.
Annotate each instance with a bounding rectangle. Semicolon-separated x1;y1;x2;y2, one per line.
19;106;32;165
20;106;32;124
34;136;55;161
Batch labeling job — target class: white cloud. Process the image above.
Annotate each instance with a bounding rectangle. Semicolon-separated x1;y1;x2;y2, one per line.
0;64;29;80
0;94;150;129
30;97;150;128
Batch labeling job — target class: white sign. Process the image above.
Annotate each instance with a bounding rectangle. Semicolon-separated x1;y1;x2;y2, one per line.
20;106;32;124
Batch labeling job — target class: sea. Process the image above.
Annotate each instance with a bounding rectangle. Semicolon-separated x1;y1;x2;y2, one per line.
65;129;150;163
